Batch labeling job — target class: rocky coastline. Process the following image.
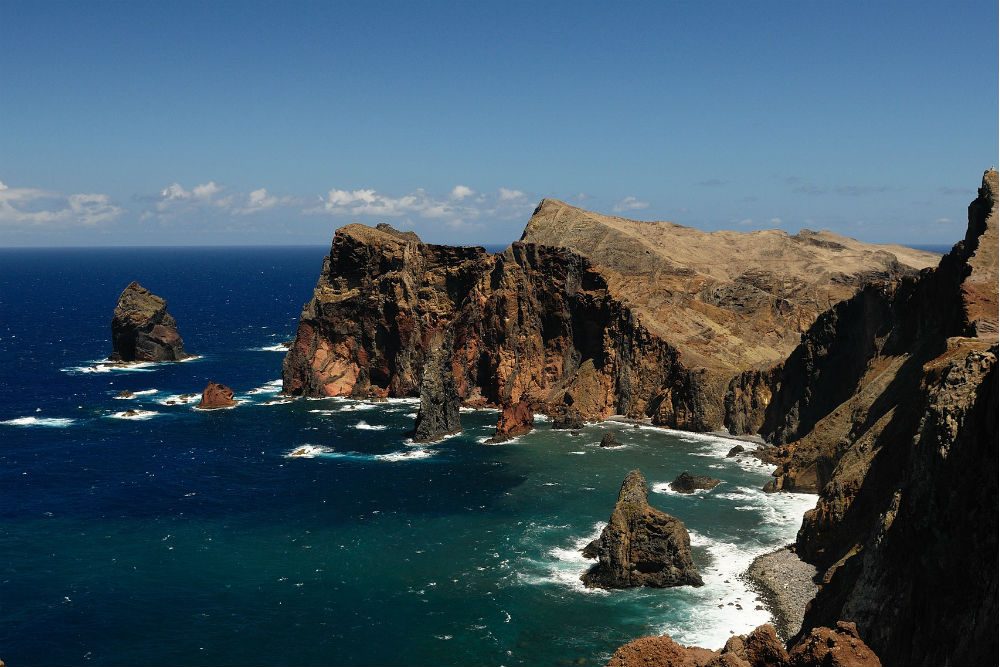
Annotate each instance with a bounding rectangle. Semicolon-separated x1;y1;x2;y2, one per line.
743;546;818;641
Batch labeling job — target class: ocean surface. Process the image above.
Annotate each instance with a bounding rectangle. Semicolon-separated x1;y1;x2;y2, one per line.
0;247;817;667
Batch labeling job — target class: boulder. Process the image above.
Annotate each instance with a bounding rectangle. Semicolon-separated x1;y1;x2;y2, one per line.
789;622;882;667
551;407;585;430
197;382;236;410
582;469;703;588
600;432;622;448
110;282;188;362
669;471;722;494
487;399;534;443
411;339;462;442
727;444;745;457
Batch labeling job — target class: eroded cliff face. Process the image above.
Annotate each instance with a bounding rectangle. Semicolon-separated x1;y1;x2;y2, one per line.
283;206;934;431
719;170;998;666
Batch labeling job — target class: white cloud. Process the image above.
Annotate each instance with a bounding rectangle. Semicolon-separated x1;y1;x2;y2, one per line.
613;196;649;212
770;217;783;226
309;185;536;231
738;218;755;226
450;185;474;200
148;181;296;219
0;180;122;226
934;217;952;225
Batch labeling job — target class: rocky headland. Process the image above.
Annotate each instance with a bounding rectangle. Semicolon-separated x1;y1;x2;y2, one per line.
281;201;935;436
110;281;189;362
581;469;702;589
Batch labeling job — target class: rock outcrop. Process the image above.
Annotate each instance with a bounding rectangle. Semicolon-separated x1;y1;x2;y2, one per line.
606;622;880;667
282;209;935;431
722;170;999;667
110;282;189;362
411;337;462;442
599;432;621;448
197;382;236;409
669;471;722;494
582;470;702;589
487;399;533;443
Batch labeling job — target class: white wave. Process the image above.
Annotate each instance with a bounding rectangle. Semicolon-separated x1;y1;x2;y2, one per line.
107;409;160;420
373;448;436;462
62;361;158;374
517;522;609;594
650;482;712;496
404;412;418;419
251;343;290;352
1;416;76;428
157;393;200;406
354;420;388;431
285;444;333;458
112;389;158;399
246;379;283;395
260;398;293;406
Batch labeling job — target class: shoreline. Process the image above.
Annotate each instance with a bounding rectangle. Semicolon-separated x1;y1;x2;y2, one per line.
741;545;819;641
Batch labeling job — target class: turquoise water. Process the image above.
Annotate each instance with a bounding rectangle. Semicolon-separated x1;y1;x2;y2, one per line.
0;248;815;666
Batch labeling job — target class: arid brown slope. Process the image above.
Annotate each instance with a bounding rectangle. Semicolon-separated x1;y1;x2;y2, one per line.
723;170;998;667
284;205;934;432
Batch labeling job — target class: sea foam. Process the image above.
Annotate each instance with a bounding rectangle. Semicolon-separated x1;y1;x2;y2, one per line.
1;416;76;428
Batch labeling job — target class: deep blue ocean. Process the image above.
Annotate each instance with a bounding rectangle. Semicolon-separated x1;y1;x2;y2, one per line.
0;247;816;667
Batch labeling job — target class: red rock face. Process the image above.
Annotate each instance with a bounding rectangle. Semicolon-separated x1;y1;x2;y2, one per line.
486;399;534;443
197;382;236;409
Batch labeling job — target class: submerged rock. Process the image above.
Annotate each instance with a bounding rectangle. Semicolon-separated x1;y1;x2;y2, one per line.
582;469;702;589
727;444;745;457
197;382;236;409
109;281;189;362
599;432;621;448
487;399;534;443
411;338;462;443
669;471;722;494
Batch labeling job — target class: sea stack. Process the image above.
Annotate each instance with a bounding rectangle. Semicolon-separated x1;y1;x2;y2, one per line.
582;469;702;589
197;382;237;409
411;339;462;443
110;281;189;362
487;399;534;443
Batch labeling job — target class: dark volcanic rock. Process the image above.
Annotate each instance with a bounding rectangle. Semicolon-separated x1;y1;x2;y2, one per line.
197;382;236;409
669;471;721;494
582;470;702;589
727;444;745;457
551;407;585;430
411;337;462;443
487;399;533;443
599;432;621;448
110;282;189;362
789;622;882;667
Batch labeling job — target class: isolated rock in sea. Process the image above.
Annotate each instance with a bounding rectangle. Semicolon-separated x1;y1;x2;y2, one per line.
110;281;189;362
669;471;721;494
487;399;534;443
599;432;621;448
551;407;585;430
727;444;745;457
605;622;880;667
411;338;462;442
116;390;135;399
582;469;702;588
197;382;236;409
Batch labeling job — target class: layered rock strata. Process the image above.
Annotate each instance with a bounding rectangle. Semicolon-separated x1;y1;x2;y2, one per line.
582;470;702;589
110;281;189;362
283;208;934;430
411;336;462;442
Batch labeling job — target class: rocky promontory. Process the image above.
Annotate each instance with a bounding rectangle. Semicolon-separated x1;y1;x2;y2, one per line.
110;282;189;362
281;208;935;431
582;469;702;589
411;337;462;442
486;399;533;443
197;382;237;409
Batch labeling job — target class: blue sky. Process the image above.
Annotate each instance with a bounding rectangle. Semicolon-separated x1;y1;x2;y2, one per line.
1;1;996;246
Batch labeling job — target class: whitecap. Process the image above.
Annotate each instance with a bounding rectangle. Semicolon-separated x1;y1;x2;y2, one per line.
251;343;291;352
260;398;293;406
1;416;76;428
517;522;609;594
246;379;283;395
285;444;333;458
112;389;158;399
157;393;200;406
107;410;160;420
354;420;388;431
373;448;435;462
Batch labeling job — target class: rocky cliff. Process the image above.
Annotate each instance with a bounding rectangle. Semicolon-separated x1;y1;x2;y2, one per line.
722;170;998;666
109;281;189;362
411;335;462;442
283;206;934;431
